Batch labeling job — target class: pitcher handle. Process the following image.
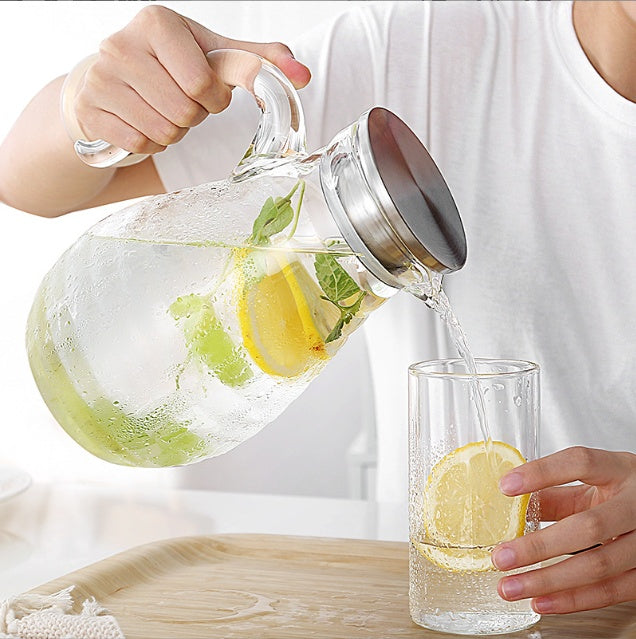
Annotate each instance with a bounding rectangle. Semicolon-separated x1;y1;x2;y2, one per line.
64;49;307;170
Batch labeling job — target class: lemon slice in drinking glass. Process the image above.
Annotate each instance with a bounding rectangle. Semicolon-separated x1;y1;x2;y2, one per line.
417;440;530;572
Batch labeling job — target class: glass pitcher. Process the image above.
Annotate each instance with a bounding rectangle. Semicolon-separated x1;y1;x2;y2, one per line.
26;50;466;468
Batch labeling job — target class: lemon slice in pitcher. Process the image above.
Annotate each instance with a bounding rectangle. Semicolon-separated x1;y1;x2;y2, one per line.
418;440;529;572
236;252;336;377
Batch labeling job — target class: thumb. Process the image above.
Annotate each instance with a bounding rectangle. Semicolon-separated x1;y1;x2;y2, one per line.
185;18;311;89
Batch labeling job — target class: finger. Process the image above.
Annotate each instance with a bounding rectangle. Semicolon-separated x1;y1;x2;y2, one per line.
75;108;165;156
154;47;233;115
187;20;312;89
497;530;636;602
217;38;312;89
81;81;187;148
100;8;233;116
116;54;209;128
500;446;634;496
532;567;636;614
492;497;635;570
537;484;595;521
141;19;235;114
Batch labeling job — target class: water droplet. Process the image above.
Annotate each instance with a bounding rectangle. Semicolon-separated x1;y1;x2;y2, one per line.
514;395;522;407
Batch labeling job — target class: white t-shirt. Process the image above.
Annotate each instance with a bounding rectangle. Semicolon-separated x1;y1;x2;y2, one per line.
154;1;636;501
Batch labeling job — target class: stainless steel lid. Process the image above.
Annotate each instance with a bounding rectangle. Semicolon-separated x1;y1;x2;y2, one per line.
320;107;467;287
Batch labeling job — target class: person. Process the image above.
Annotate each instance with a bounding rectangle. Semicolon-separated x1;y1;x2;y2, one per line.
1;0;635;615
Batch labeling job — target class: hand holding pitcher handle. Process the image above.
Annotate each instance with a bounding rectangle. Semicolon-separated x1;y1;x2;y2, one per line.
61;48;307;169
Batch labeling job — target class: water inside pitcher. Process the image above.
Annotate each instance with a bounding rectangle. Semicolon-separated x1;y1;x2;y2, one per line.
26;50;466;467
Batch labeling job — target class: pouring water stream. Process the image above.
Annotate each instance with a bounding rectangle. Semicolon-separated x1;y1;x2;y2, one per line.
405;271;493;451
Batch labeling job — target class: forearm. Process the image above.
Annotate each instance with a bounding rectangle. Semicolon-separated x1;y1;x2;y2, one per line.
0;76;116;217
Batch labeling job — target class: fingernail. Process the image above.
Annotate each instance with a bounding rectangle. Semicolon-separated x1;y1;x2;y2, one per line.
499;472;523;495
500;577;523;600
492;546;516;570
533;597;554;613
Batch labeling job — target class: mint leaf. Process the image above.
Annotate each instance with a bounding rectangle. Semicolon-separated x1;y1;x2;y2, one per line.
248;181;303;246
315;253;367;344
325;317;346;344
341;290;366;318
314;253;361;303
250;196;277;242
262;197;294;237
324;290;366;343
249;196;293;246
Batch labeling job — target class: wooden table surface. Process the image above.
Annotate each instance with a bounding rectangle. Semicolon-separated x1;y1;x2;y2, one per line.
31;533;636;638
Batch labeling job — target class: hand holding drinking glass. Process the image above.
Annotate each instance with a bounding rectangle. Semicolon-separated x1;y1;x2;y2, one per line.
494;446;636;613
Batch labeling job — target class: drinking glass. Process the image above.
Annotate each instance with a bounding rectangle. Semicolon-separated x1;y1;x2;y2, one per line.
408;358;541;635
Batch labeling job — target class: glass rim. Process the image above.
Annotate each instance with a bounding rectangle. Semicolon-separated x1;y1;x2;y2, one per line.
408;357;539;380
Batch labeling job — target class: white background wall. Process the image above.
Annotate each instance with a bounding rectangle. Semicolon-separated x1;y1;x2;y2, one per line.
0;1;376;498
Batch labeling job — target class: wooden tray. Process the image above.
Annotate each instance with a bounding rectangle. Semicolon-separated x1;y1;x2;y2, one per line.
30;534;636;638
